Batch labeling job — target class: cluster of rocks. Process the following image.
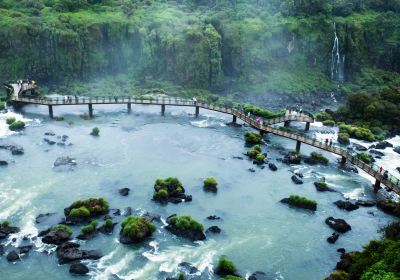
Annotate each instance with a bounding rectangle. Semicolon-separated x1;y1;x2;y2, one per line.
43;132;71;147
53;156;77;171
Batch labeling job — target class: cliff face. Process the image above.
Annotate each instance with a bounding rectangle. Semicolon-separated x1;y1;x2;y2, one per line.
0;3;398;94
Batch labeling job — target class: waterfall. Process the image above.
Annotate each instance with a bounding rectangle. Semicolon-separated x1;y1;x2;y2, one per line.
330;22;344;83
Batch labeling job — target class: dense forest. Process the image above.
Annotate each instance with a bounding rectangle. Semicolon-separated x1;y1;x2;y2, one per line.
0;0;399;103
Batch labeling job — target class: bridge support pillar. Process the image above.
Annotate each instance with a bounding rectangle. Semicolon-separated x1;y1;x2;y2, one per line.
341;156;346;165
284;120;290;127
259;130;265;137
305;122;310;131
232;115;237;123
295;140;301;152
195;106;199;117
88;104;93;118
127;103;131;113
374;179;381;193
48;105;53;119
161;104;165;116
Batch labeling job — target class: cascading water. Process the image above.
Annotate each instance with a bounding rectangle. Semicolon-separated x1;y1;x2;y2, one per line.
330;21;344;83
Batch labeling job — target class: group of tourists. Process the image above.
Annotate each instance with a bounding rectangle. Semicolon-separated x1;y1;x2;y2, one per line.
63;95;79;103
379;166;389;179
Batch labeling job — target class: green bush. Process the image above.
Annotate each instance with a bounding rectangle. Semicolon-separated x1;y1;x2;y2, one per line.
9;120;25;131
247;145;262;159
155;177;183;189
6;117;16;125
91;127;100;136
244;132;262;144
69;197;109;217
80;220;98;234
288;195;317;209
339;124;375;142
204;177;218;189
0;220;10;227
121;216;156;238
155;189;169;199
381;222;400;241
167;215;204;231
69;206;91;219
0;101;5;110
256;153;266;162
52;224;73;235
315;112;332;121
357;152;373;164
338;132;350;145
104;219;113;228
221;276;244;280
324;271;349;280
178;272;185;280
217;256;237;275
253;145;262;153
310;152;329;164
322;119;335;127
243;104;284;119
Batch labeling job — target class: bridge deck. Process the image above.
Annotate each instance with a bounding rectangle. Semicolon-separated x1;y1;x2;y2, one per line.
10;95;400;192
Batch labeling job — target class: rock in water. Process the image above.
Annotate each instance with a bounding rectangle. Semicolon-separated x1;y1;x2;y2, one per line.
314;182;336;192
334;200;359;211
249;271;274;280
327;232;339;244
0;144;24;155
206;226;221;234
291;175;303;185
394;147;400;154
268;163;277;171
18;245;33;254
374;141;393;149
56;242;102;264
207;215;221;220
325;217;351;233
53;156;77;171
118;188;130;196
282;151;302;165
355;200;375;207
0;160;8;166
6;251;20;262
41;229;71;245
70;263;89;275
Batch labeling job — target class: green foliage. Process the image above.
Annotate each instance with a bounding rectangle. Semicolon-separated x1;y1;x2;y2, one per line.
91;127;100;136
315;112;332;121
155;177;183;189
6;117;15;125
203;177;218;189
324;271;349;280
288;194;317;208
381;222;400;241
155;189;169;199
9;120;25;131
221;276;244;280
243;104;284;119
121;216;156;238
357;152;373;164
246;145;262;159
178;272;185;280
322;120;335;127
339;124;376;142
0;101;5;110
310;152;329;164
167;215;204;231
52;224;73;235
217;256;237;275
338;132;350;145
153;177;183;199
80;220;98;234
255;153;266;162
104;219;113;228
245;132;262;144
69;197;109;217
0;220;10;227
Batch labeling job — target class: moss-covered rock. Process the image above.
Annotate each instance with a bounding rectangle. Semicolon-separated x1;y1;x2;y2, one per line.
203;177;218;192
304;152;329;165
64;197;109;223
119;216;156;244
377;200;400;218
77;220;98;240
244;132;262;144
41;224;73;245
338;132;350;145
215;256;240;277
166;215;205;241
153;177;191;204
9;120;25;131
281;195;317;211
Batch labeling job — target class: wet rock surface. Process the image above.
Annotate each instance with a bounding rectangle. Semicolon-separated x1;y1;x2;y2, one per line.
325;217;351;233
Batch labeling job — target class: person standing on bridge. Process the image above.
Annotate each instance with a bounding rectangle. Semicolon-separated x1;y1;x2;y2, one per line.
193;97;197;105
379;166;383;174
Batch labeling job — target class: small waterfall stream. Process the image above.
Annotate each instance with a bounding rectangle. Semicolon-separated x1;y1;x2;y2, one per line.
330;22;344;83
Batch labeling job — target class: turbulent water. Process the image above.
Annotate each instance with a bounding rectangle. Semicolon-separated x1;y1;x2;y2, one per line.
0;104;398;280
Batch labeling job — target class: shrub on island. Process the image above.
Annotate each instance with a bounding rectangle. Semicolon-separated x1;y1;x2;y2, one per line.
203;177;218;192
77;220;98;240
377;200;400;218
91;127;100;136
98;218;116;235
281;195;317;211
243;104;284;119
215;256;239;277
305;152;329;165
6;117;16;125
221;276;244;280
315;112;332;122
338;132;350;145
255;153;266;164
322;120;335;127
246;145;262;159
153;177;191;203
64;197;109;223
9;120;25;131
339;124;375;142
166;215;205;241
357;152;373;164
41;224;73;245
119;216;156;244
244;132;262;144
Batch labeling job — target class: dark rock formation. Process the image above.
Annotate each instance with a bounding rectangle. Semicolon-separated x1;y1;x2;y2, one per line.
374;141;393;150
6;250;20;262
207;215;221;220
118;188;130;196
314;182;336;192
0;144;24;155
377;200;400;218
291;175;303;185
327;233;339;244
334;200;359;211
70;263;89;275
248;168;256;172
98;223;117;235
206;226;221;234
41;228;71;245
282;151;302;165
142;212;161;223
35;213;56;224
280;197;316;211
325;217;351;233
0;160;8;166
268;163;277;171
0;224;20;239
44;138;56;145
19;245;33;254
336;253;354;272
394;147;400;154
337;248;346;254
249;271;274;280
178;262;199;274
353;143;367;151
165;215;206;242
44;132;56;136
355;200;376;207
53;156;77;170
370;149;385;157
56;242;102;264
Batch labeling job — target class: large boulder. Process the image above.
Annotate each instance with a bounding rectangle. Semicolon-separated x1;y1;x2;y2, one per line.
355;200;376;207
314;182;336;192
70;263;89;275
374;141;393;150
325;217;351;233
119;216;156;244
56;242;102;264
352;143;367;151
206;226;221;234
282;152;302;165
336;252;354;272
40;228;72;245
118;188;130;196
394;147;400;154
35;213;56;224
334;200;359;211
0;223;20;239
377;200;400;218
291;175;303;185
6;250;20;262
153;177;192;204
327;232;339;244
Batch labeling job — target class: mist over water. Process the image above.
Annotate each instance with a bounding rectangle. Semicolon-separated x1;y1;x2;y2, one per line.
0;104;398;279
